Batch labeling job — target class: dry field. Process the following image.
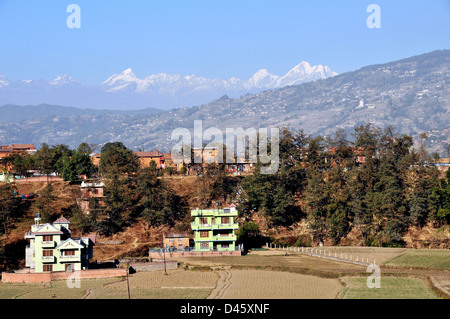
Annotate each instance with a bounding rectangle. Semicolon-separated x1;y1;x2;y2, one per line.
208;269;343;299
255;246;408;265
1;247;449;299
431;275;450;296
298;246;408;265
85;269;218;299
0;278;121;299
179;254;368;278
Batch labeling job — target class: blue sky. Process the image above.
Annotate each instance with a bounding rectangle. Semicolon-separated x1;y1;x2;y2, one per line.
0;0;449;84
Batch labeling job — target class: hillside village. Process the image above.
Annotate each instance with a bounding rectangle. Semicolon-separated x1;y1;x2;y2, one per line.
0;125;449;284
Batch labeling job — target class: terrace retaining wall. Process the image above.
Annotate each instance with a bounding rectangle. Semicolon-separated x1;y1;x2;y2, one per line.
149;250;241;259
1;268;127;284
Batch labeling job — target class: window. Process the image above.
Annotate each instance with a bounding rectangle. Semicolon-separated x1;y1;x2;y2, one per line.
200;231;209;238
222;217;229;224
43;235;53;242
43;265;53;272
200;243;209;249
42;250;53;257
64;250;76;256
211;218;216;224
200;217;208;224
169;238;174;242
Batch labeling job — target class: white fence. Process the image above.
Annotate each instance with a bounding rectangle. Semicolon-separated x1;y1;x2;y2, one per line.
266;243;375;266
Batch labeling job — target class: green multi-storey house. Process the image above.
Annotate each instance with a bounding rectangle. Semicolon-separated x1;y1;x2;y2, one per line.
191;204;239;251
25;215;95;273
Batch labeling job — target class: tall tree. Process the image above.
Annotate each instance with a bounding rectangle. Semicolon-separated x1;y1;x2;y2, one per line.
0;183;21;236
100;172;135;235
136;168;186;227
99;142;139;176
33;183;57;222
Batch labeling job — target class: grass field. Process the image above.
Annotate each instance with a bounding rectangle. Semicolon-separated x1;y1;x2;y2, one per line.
339;277;439;299
384;249;450;268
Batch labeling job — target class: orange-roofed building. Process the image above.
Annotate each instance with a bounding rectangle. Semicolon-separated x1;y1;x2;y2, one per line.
0;147;12;159
135;151;164;169
10;144;36;154
90;153;101;167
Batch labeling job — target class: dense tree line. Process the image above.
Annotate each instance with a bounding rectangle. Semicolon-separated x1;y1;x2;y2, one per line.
2;142;95;182
70;142;188;236
1;125;448;247
238;124;449;247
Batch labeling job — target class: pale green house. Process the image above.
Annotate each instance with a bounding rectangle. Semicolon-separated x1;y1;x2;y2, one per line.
191;205;239;251
0;172;14;183
25;215;95;273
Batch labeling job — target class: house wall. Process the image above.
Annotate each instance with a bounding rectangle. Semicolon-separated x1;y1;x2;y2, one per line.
149;250;241;259
1;269;127;283
120;260;178;272
163;237;190;249
139;157;162;168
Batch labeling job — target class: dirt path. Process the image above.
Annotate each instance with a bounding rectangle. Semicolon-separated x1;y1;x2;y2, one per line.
81;288;93;299
207;267;232;299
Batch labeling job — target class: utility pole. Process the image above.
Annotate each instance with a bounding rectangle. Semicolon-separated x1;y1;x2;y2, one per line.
126;266;131;299
162;237;168;275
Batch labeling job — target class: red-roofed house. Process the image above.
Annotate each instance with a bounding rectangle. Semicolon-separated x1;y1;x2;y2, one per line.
135;151;164;169
10;144;36;154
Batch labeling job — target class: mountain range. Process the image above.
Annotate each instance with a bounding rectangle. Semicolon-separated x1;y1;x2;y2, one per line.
0;61;337;111
0;50;448;156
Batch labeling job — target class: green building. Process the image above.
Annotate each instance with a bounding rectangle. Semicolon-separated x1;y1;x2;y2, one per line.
25;215;95;273
191;204;239;251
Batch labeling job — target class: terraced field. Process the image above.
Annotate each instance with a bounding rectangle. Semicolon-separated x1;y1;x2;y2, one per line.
0;247;448;299
208;269;343;299
339;277;438;299
384;249;450;268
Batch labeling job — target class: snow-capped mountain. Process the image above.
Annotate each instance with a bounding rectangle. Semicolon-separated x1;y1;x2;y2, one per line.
247;69;279;89
0;75;9;88
101;61;337;94
274;62;337;87
50;74;79;86
0;61;337;110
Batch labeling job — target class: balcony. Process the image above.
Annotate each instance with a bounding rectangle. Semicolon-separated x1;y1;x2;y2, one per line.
191;223;239;231
191;223;212;230
195;233;236;242
59;254;80;262
24;231;35;239
215;223;239;230
41;256;55;263
41;241;55;248
191;209;238;218
213;234;236;241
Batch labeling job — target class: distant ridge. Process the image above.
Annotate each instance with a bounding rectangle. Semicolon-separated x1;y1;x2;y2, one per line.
0;104;163;123
0;50;448;155
0;61;337;111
